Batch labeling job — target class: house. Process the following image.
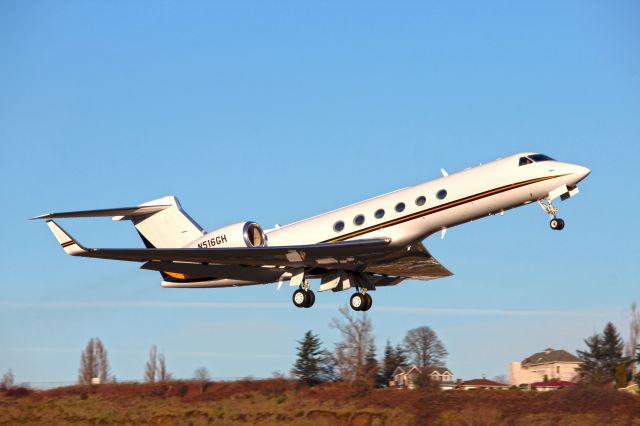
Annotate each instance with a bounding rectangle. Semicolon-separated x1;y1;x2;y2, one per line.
391;365;453;389
458;378;510;390
529;378;576;392
509;348;581;386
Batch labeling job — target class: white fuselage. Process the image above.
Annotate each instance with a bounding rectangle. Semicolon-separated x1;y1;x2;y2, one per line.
266;153;589;248
162;152;589;288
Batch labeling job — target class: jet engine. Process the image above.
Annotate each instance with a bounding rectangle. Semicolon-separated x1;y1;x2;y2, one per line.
189;222;267;248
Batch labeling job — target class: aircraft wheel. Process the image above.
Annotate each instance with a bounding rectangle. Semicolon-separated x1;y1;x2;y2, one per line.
305;290;315;308
292;289;308;308
350;293;365;311
361;293;373;311
550;218;565;231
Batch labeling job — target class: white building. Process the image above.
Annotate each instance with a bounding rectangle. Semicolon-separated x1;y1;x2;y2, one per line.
391;366;453;389
509;348;581;386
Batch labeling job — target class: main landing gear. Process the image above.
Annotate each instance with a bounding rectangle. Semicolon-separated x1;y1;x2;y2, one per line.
350;289;372;312
538;198;565;231
292;281;315;308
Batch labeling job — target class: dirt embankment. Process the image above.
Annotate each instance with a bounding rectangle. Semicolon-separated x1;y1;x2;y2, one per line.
2;379;639;425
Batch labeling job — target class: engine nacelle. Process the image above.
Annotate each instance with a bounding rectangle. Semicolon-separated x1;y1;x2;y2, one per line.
188;222;267;248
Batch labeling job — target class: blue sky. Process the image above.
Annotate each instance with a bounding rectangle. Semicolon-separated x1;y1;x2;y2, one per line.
1;1;639;385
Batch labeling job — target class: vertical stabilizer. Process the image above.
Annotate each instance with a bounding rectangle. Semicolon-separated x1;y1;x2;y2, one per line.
127;196;204;248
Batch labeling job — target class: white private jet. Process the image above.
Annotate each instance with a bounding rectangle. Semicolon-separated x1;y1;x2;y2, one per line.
35;152;590;311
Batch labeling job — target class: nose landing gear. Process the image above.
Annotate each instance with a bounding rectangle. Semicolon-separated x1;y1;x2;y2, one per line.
538;198;565;231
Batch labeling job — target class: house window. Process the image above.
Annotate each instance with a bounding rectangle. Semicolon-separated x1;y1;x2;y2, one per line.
556;366;560;374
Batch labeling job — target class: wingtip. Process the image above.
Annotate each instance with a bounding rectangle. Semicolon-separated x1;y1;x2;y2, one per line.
45;220;86;255
30;214;50;220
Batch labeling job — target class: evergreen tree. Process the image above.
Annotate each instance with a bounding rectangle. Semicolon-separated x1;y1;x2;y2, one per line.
379;340;410;387
393;344;409;368
291;330;323;386
601;322;625;381
381;340;396;386
578;322;626;385
364;343;380;386
318;349;337;383
577;333;607;384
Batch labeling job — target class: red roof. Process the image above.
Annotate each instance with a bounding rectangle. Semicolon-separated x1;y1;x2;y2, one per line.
530;379;576;388
461;379;509;387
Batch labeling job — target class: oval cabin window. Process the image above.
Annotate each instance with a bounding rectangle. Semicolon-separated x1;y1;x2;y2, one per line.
436;189;447;200
333;221;345;232
374;209;385;219
395;202;405;212
353;215;365;226
415;196;426;206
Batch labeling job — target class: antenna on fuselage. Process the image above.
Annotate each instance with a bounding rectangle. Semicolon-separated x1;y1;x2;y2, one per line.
440;168;449;177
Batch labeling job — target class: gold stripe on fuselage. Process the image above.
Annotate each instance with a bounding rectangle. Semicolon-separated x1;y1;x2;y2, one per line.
324;174;569;243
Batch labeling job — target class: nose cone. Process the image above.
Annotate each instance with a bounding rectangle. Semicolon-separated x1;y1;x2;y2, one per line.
572;165;591;184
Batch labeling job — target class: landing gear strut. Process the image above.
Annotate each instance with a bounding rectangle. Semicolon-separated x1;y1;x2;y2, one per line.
349;289;372;312
292;280;315;308
538;198;565;231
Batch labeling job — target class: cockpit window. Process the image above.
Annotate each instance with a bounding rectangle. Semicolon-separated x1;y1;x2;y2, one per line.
529;154;554;162
519;157;533;166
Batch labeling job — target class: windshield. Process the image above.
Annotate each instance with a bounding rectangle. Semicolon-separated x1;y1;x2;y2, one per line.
529;154;555;162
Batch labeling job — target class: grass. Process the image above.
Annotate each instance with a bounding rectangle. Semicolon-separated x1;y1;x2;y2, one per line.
1;380;639;425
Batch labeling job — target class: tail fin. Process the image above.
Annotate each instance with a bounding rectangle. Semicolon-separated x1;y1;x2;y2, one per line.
34;196;205;248
119;196;204;248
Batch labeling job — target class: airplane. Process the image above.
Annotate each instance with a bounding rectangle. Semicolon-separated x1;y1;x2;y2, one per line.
34;152;590;312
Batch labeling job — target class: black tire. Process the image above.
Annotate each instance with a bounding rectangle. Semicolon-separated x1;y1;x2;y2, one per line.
557;218;565;230
305;290;315;308
550;218;559;230
350;293;365;311
292;289;308;308
362;293;373;311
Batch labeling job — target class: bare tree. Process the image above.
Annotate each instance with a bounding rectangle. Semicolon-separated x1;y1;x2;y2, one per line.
79;338;96;385
95;339;111;383
144;345;158;383
403;326;448;368
626;302;640;380
193;366;211;381
331;305;374;382
1;369;14;391
78;338;110;384
158;353;172;382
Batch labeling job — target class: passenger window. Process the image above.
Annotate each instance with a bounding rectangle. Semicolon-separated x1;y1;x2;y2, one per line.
333;221;345;232
374;209;385;219
436;189;447;200
395;202;405;212
415;196;426;206
519;157;533;166
353;215;365;226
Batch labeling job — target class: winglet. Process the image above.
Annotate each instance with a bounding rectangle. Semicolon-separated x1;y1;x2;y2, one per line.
45;220;87;256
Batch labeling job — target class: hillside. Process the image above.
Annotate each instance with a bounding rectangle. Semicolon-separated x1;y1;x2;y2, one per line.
2;379;640;425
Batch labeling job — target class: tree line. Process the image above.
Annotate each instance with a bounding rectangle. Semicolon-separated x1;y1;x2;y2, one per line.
291;306;447;389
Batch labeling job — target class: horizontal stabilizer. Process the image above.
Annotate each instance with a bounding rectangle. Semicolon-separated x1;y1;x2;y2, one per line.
32;205;171;220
